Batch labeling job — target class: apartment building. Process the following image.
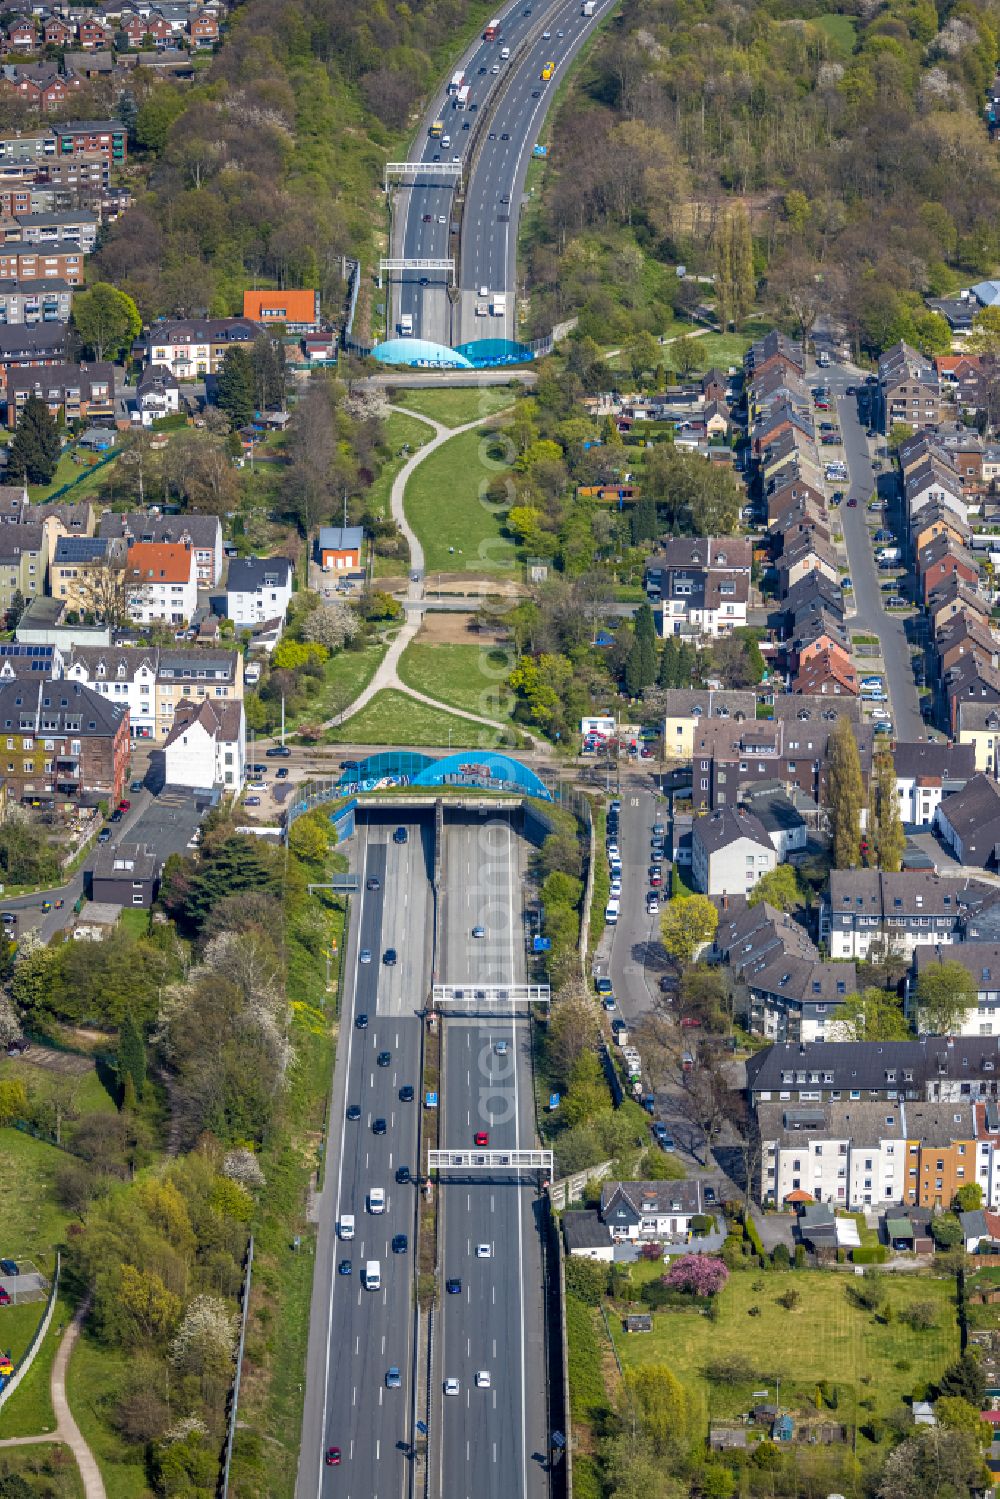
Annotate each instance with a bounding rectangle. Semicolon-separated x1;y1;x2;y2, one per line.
65;645;243;741
0;279;72;326
6;361;113;426
125;542;197;625
879;340;943;433
691;704;870;813
746;1036;1000;1107
133;317;261;378
15;210;97;252
690;806;776;897
0;245;84;286
50;122;127;165
0;322;70;397
0;676;129;805
223;556;293;627
825;869;999;960
0;522;43;617
50;535;123;612
99;511;222;586
757;1101;906;1209
661;688;757;761
894;740;975;826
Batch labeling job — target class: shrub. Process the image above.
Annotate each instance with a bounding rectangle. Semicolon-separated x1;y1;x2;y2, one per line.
771;1242;790;1269
901;1300;938;1331
776;1288;800;1311
744;1214;764;1257
565;1256;610;1306
794;1243;806;1268
664;1255;729;1298
704;1352;755;1384
851;1246;889;1265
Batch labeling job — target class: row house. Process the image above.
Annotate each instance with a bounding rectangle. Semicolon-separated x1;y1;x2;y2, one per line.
744;329;805;383
0;675;129;805
745;950;857;1044
746;1036;1000;1108
120;11;173;45
5;359;113;426
99;510;222;585
51;534;124;612
910;943;1000;1038
894;740;975;827
125;541;198;626
162;696;244;794
64;644;243;741
937;611;1000;679
957;701;1000;774
931;575;988;637
904;453;967;528
917;534;979;606
0;63;81;111
946;650;1000;736
691;701;869;814
878;340;944;434
936;354;991;417
661;687;757;762
911;499;970;557
0;521;43;617
133;316;261;378
825;868;999;960
0;322;69;397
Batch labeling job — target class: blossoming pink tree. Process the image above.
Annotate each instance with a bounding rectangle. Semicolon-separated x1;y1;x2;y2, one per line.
663;1254;729;1297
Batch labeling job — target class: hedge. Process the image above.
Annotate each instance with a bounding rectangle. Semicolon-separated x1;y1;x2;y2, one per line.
744;1212;765;1257
852;1245;888;1265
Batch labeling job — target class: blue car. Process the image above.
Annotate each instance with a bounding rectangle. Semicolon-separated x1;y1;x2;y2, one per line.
338;1259;352;1276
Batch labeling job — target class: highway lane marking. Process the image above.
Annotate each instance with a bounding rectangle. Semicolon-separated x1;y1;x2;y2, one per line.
505;813;529;1499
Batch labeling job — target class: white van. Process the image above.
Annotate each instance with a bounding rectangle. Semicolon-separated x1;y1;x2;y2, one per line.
605;898;620;926
364;1260;381;1291
338;1213;354;1240
441;133;451;147
368;1187;385;1214
500;45;510;57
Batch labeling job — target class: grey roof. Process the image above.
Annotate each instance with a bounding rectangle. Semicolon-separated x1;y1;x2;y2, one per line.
91;841;159;882
0;278;71;295
757;1099;906;1147
958;700;1000;734
746;1036;1000;1095
98;511;220;550
892;740;975;784
157;648;237;679
770;693;862;724
0;522;42;560
829;868;994;919
0;676;124;735
747;951;857;1005
937;773;1000;845
600;1180;704;1219
561;1210;609;1251
53;535;108;565
913;941;1000;989
739;782;807;836
901;1100;975;1145
693;806;772;856
15;211;96;228
0;322;67;357
960;1209;990;1240
318;526;363;552
662;688;757;723
226;556;292;593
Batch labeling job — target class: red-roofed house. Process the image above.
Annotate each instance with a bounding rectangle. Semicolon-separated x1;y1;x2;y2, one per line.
126;541;197;626
792;647;859;697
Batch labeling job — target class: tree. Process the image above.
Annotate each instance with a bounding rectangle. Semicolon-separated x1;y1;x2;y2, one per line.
914;959;978;1035
870;744;905;872
117;1008;146;1102
251;333;285;412
660;895;718;965
216;346;256;427
624;638;643;697
834;987;911;1042
679;964;728;1031
300;599;360;650
967;307;1000;356
72;282;141;362
878;1427;986;1499
954;1182;984;1213
663;1254;728;1296
929;1214;964;1251
8;393;60;485
938;1353;986;1406
631;494;657;544
673;335;699;377
288;816;329;863
622;1363;691;1460
748;865;802;911
78;561;136;628
826;716;865;869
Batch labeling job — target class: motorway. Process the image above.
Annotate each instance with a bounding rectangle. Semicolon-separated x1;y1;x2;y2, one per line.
302;810;434;1499
394;0;612;345
433;809;548;1499
828;365;924;743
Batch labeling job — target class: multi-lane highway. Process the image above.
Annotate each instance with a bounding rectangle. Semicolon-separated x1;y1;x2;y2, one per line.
433;810;549;1499
302;811;433;1499
393;0;613;346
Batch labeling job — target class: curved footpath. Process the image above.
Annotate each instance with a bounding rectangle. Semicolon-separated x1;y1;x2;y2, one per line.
325;403;542;745
0;1298;107;1499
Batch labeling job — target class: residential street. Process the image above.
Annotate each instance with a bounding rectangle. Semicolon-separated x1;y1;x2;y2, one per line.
828;365;923;743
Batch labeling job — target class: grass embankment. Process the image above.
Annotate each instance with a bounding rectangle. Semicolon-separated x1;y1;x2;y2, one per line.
0;1444;84;1495
397;641;517;724
324;688;516;749
403;426;521;578
587;803;610;956
369;409;436;520
610;1269;958;1445
286;640;391;730
0;1129;71;1281
392;386;517;427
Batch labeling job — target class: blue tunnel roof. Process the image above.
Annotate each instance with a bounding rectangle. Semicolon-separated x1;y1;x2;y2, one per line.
337;750;551;799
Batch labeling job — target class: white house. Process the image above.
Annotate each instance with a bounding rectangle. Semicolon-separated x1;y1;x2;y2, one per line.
599;1180;707;1242
101;512;223;587
691;807;777;897
894;741;976;827
757;1101;906;1209
162;696;245;793
126;541;198;626
660;567;749;639
64;644;159;739
224;556;293;628
133;363;180;425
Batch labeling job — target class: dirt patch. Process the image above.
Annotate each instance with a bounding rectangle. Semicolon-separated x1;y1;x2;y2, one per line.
424;573;526;595
417;612;509;646
9;1046;92;1077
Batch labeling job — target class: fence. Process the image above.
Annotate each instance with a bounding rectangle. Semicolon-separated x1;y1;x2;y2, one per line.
218;1235;253;1499
547;1159;616;1212
0;1252;59;1413
45;445;119;504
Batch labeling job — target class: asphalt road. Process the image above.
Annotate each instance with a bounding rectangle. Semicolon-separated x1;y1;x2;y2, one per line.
300;811;434;1499
829;366;923;743
395;0;612;343
433;810;548;1499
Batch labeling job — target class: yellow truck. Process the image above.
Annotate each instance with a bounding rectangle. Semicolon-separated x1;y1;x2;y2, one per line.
429;119;443;137
540;61;554;80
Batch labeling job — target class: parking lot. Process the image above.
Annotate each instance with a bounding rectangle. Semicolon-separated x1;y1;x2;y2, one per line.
125;789;210;862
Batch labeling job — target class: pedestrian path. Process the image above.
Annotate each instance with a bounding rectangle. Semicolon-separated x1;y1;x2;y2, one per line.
0;1298;107;1499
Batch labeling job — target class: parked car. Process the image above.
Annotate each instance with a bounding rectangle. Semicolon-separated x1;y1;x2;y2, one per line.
266;746;291;757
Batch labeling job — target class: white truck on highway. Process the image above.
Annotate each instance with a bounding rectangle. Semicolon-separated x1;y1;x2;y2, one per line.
399;313;413;337
581;1;596;13
364;1260;381;1291
448;69;465;95
490;291;506;317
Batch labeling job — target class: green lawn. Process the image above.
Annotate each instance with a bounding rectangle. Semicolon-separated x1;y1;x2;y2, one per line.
368;410;436;522
397;641;517;723
0;1288;76;1436
391;387;517;428
65;1333;149;1499
0;1056;117;1123
611;1269;958;1439
0;1442;84;1495
0;1129;71;1278
404;426;520;577
27;449;117;505
324;688;518;749
284;640;390;731
814;12;857;52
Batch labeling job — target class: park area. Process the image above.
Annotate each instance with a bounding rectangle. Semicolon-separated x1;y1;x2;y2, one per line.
403;425;521;577
607;1266;959;1441
393;386;517;427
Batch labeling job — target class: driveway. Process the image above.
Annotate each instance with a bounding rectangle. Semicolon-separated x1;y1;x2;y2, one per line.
827;365;923;743
750;1205;795;1252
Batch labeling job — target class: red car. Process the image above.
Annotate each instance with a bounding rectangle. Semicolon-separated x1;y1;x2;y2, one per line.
680;1016;702;1029
0;1288;9;1306
325;1446;341;1467
649;872;662;887
846;498;857;507
118;799;130;812
474;1131;489;1146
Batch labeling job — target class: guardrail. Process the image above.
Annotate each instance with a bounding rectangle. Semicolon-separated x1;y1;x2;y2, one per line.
218;1235;253;1498
0;1252;60;1413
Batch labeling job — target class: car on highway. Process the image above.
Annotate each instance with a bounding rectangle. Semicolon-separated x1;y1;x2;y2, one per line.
475;1243;492;1258
444;1378;460;1396
437;213;446;224
491;62;499;71
392;1234;408;1254
476;1371;492;1388
356;1013;368;1029
500;131;510;140
346;1104;361;1121
474;1130;489;1146
393;826;408;844
400;1084;414;1101
378;1050;391;1067
266;746;291;758
338;1259;352;1275
325;1447;341;1466
447;1277;462;1294
366;876;381;891
368;1188;385;1214
494;1039;509;1057
471;925;485;938
396;1165;411;1183
422;212;432;222
359;948;372;964
383;947;397;966
542;27;551;36
373;1117;387;1135
532;88;541;96
386;1366;401;1388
